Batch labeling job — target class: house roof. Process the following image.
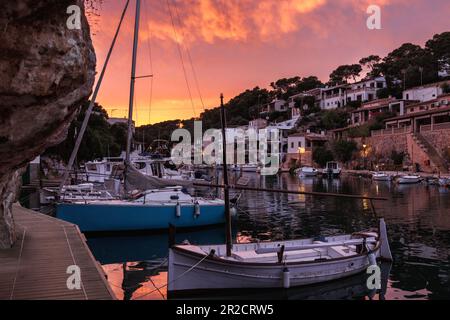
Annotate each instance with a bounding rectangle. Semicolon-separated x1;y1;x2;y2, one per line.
404;80;450;92
384;105;450;122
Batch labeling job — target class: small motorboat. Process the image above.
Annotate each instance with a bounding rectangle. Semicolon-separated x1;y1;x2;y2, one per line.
298;167;319;178
168;219;392;294
372;172;392;182
323;162;341;178
395;175;421;184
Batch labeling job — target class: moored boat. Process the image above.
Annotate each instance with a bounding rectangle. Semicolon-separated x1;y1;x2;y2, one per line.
56;187;225;232
168;219;392;294
298;167;318;177
372;172;392;182
395;175;421;184
323;162;341;178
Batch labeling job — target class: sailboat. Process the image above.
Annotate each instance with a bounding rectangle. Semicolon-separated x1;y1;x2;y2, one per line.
167;96;393;295
55;0;225;232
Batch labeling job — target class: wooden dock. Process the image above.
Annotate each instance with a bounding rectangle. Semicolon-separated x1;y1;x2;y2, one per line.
0;204;115;300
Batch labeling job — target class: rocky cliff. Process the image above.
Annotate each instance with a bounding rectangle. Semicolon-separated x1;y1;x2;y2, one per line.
0;0;96;248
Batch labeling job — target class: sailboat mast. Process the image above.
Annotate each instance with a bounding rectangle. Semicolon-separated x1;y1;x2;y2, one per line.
220;94;233;257
126;0;141;163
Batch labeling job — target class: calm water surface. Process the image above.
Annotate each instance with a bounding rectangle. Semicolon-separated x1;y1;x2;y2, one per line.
86;174;450;300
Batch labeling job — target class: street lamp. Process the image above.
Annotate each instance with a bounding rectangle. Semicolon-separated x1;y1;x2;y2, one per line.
362;144;368;170
298;147;306;168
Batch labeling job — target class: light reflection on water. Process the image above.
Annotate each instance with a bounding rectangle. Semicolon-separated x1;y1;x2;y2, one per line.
87;173;450;300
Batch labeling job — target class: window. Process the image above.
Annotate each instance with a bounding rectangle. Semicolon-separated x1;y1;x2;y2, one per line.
298;141;302;148
291;142;294;149
406;94;409;100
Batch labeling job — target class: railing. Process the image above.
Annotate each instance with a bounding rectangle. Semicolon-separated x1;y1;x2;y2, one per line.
432;122;450;131
371;126;412;136
420;121;450;132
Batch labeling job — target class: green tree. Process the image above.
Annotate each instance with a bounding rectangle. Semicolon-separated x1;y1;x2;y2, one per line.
313;147;334;167
45;101;126;162
332;140;357;163
319;110;350;130
425;32;450;76
359;55;382;77
329;64;363;85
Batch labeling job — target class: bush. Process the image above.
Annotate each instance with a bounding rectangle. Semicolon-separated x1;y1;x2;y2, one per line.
332;140;358;163
313;147;334;167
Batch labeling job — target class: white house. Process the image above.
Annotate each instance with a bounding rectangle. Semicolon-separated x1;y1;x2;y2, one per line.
346;77;386;103
403;80;450;102
320;84;348;109
287;134;306;154
260;99;287;115
320;77;387;110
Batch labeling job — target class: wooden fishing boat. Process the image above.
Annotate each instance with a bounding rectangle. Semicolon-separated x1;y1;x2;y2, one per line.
395;175;421;184
372;172;392;182
168;219;392;294
298;167;319;177
167;94;392;296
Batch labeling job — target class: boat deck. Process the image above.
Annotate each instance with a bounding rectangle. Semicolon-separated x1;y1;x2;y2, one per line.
0;204;115;300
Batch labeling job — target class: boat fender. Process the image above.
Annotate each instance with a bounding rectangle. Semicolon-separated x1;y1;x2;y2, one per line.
368;251;377;267
283;268;290;289
176;202;181;218
230;206;238;217
194;201;201;217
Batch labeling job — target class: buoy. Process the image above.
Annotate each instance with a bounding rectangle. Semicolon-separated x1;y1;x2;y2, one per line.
283;268;290;289
194;201;201;217
176;202;181;218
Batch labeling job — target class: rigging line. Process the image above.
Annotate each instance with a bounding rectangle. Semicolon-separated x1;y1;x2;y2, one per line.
171;0;206;113
166;0;197;118
142;0;154;130
59;0;131;193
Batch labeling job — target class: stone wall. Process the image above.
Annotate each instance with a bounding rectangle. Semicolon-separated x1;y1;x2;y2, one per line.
365;128;450;173
0;0;96;248
367;133;408;158
422;130;450;162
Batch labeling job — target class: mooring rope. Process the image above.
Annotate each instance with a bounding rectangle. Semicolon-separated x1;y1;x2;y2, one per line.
132;253;210;300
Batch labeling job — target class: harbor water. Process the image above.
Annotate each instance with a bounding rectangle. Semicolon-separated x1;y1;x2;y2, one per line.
23;173;450;300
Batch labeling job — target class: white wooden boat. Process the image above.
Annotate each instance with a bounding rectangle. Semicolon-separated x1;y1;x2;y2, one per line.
298;167;319;177
168;219;392;294
396;175;421;184
372;172;392;182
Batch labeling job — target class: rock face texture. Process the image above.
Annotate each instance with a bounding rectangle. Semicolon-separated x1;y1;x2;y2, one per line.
0;0;96;248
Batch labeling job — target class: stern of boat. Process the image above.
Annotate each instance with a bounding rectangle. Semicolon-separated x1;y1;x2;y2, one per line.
378;219;393;261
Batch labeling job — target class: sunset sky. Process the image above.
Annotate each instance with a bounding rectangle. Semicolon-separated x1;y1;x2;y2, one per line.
89;0;450;126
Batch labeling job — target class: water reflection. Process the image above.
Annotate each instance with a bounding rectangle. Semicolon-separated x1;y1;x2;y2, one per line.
89;173;450;300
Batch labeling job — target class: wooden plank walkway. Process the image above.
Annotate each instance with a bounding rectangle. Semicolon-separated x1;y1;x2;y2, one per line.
0;204;115;300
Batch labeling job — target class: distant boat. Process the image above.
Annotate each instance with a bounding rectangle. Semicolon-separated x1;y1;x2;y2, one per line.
168;219;392;294
396;175;421;184
56;187;225;232
298;167;318;177
439;178;450;187
372;172;392;182
323;162;341;178
241;164;260;173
